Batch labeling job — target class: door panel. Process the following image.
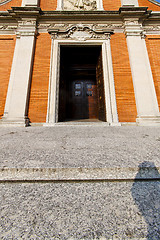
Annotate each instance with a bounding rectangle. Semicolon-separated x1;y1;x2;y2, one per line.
96;50;106;121
69;80;98;120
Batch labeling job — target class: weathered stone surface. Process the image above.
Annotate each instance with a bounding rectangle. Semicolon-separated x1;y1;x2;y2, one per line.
0;126;159;168
0;181;160;239
0;126;160;239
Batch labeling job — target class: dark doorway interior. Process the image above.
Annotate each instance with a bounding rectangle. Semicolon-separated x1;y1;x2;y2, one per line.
58;46;106;122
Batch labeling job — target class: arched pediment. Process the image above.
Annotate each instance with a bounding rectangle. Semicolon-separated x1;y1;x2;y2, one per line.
48;24;114;41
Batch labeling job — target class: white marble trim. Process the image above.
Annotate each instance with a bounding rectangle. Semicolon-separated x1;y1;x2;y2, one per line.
46;39;119;125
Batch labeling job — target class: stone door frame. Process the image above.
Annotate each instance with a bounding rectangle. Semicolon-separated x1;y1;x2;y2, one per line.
45;39;120;126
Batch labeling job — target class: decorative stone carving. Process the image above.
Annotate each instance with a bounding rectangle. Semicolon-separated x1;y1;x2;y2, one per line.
48;24;113;40
63;0;97;11
124;19;144;37
143;25;160;32
16;19;37;37
0;24;17;30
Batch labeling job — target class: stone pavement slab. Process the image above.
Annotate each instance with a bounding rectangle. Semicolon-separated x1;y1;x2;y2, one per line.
0;126;160;169
0;181;160;239
0;126;160;239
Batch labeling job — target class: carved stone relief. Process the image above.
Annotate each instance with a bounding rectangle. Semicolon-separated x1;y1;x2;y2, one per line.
38;22;123;31
63;0;97;11
48;24;113;41
143;25;160;32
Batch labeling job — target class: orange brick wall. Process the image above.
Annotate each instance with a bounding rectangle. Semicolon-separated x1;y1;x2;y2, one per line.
146;35;160;111
110;33;137;122
0;0;22;11
40;0;57;10
139;0;160;10
0;35;16;118
28;33;51;123
103;0;121;10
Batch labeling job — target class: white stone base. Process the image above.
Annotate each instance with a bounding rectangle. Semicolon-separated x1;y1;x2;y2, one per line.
43;122;110;127
109;122;121;126
136;116;160;126
0;117;29;127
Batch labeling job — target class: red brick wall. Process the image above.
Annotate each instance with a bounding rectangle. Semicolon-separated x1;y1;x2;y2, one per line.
110;33;137;122
0;35;16;118
139;0;160;10
28;33;51;123
0;0;22;11
103;0;121;10
40;0;57;10
146;35;160;110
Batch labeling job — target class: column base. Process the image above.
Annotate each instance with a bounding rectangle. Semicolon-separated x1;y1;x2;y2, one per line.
136;116;160;126
109;122;121;126
0;117;30;127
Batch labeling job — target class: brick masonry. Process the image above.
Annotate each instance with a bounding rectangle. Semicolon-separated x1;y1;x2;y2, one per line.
0;0;21;10
110;33;137;122
146;35;160;111
0;35;16;119
28;33;51;123
139;0;160;10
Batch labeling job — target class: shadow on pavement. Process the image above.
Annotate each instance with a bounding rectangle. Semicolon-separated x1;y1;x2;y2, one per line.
131;161;160;240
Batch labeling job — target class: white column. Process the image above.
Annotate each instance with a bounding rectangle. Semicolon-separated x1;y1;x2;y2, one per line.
121;0;139;6
125;19;160;125
21;0;39;7
46;39;60;125
56;0;63;10
2;20;37;126
105;38;120;125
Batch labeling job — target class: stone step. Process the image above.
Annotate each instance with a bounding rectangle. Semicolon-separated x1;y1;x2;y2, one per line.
0;167;160;181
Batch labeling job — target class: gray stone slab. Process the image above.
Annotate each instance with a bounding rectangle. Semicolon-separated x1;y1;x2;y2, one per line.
0;181;160;239
0;166;160;181
0;126;160;169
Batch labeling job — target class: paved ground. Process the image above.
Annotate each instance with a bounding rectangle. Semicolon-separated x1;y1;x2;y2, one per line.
0;126;160;168
0;126;160;239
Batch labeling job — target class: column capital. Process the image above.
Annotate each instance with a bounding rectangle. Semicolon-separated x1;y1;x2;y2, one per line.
124;18;144;37
16;18;37;37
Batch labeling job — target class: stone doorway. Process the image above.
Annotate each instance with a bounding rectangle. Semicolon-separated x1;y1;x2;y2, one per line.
58;46;106;122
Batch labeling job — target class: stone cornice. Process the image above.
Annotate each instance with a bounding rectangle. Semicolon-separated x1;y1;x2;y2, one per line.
8;6;41;17
40;10;120;22
119;6;151;19
0;7;160;32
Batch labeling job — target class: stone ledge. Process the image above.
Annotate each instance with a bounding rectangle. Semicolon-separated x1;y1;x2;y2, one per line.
0;167;160;181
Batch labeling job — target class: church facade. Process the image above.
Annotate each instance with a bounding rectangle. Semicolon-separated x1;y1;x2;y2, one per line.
0;0;160;126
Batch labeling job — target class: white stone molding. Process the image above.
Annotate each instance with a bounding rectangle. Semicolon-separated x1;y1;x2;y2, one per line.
21;0;39;7
125;19;160;125
143;25;160;35
48;24;113;41
121;0;139;6
45;37;119;126
105;39;119;125
45;24;119;125
1;19;37;126
0;0;12;6
56;0;103;10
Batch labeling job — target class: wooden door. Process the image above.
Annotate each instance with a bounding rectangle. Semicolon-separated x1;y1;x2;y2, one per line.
96;50;106;121
69;79;98;120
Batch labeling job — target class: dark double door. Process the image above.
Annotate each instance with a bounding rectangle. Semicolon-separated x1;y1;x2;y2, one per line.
58;46;106;122
70;80;98;120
